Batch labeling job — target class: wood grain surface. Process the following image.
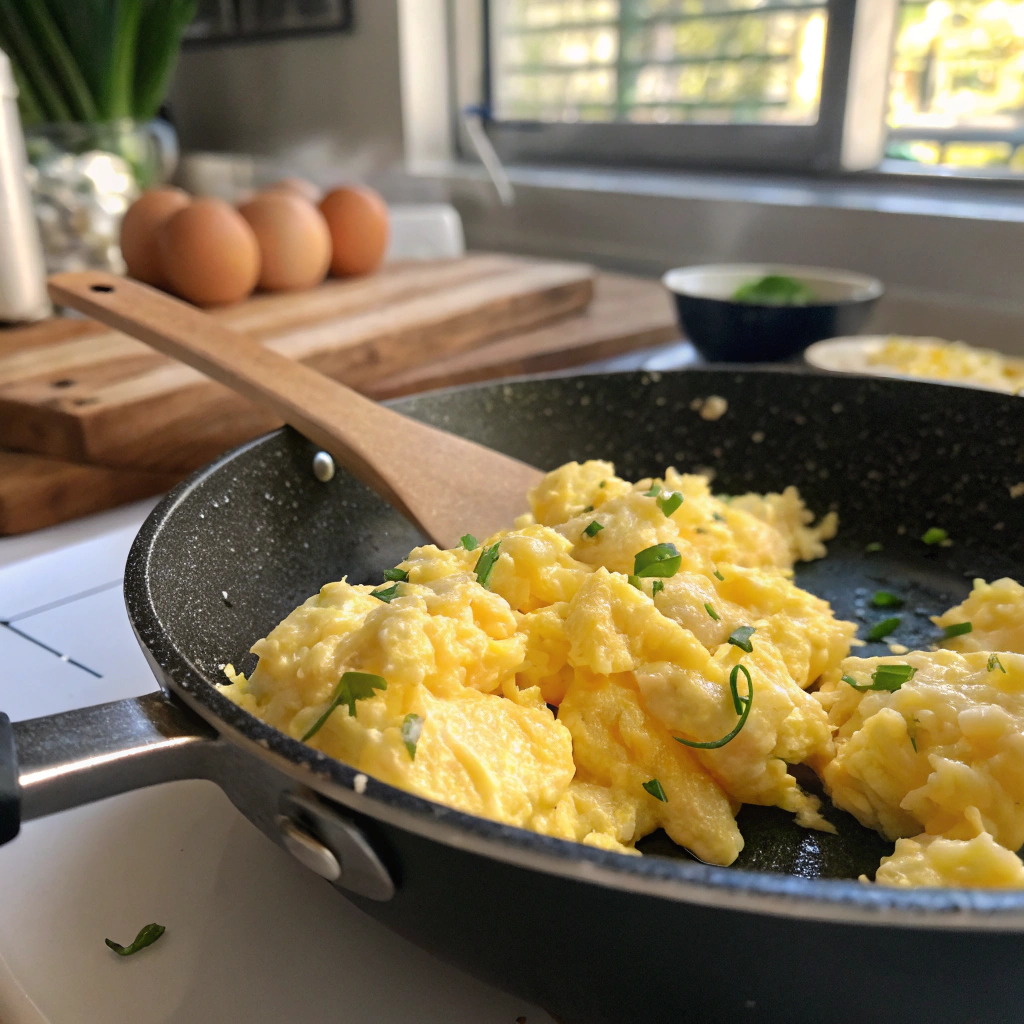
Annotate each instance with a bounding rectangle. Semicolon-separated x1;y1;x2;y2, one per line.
49;272;545;550
0;255;594;472
0;267;678;535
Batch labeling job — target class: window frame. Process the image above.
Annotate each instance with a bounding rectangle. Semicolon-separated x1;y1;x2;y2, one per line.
456;0;898;174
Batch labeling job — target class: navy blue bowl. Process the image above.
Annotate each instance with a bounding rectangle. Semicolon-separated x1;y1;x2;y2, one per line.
663;263;883;363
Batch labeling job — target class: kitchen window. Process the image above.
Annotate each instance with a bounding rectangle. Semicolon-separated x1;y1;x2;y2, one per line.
471;0;1024;176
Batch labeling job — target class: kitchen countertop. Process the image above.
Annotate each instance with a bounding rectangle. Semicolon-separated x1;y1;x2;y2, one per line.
0;497;556;1024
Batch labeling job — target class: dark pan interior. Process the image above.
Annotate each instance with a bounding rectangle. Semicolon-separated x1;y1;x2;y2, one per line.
133;368;1024;882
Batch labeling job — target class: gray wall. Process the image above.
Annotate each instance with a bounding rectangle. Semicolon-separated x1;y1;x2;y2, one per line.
167;3;403;165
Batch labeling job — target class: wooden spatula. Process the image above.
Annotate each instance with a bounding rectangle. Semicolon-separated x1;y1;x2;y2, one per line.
48;271;543;549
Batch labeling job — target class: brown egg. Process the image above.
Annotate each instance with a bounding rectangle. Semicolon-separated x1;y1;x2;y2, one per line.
158;198;260;307
267;176;322;204
319;185;389;277
119;187;191;287
238;191;332;292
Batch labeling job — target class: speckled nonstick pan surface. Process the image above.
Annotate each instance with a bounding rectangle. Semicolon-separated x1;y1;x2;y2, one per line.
127;368;1024;1024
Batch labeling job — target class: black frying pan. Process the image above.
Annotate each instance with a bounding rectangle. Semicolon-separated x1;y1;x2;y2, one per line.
3;368;1024;1024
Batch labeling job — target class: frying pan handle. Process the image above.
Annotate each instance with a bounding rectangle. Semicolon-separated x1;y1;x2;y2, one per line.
0;714;18;844
1;691;218;845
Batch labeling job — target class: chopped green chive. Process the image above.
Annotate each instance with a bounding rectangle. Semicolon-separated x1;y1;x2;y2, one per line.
371;582;400;603
627;575;642;590
633;543;682;578
910;733;918;752
582;505;594;513
657;491;683;517
942;621;973;639
866;617;900;641
383;567;409;582
599;480;606;488
642;778;668;802
704;602;720;621
460;534;479;551
988;654;1007;673
652;580;664;597
727;626;756;653
872;591;903;608
474;542;501;588
864;542;884;553
676;665;753;749
712;512;725;522
302;671;387;741
583;520;604;538
922;527;948;546
843;664;917;692
105;923;165;957
401;713;423;760
644;483;661;497
872;663;917;691
713;569;725;581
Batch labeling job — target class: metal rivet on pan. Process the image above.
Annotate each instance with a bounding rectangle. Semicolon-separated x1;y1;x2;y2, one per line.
312;451;335;482
277;817;342;881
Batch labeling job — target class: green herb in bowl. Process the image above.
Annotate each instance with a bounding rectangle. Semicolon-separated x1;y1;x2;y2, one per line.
732;275;818;306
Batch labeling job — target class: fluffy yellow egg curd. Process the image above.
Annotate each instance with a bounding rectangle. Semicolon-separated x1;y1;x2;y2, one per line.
867;337;1024;395
220;461;1024;888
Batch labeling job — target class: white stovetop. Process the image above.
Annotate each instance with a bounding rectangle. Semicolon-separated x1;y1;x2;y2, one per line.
0;501;552;1024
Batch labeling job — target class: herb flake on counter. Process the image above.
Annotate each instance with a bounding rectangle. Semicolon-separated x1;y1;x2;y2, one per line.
942;621;973;639
727;626;755;653
656;491;683;517
634;543;682;578
583;520;604;538
642;778;668;802
705;602;720;621
871;591;903;608
922;527;948;546
371;582;400;603
474;542;501;588
401;713;423;760
460;534;479;551
864;542;884;553
105;923;166;957
383;567;409;582
302;671;387;740
676;665;753;749
989;654;1007;674
866;617;900;641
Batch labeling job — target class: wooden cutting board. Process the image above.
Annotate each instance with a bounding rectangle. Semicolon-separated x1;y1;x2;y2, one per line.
0;254;594;473
0;269;678;535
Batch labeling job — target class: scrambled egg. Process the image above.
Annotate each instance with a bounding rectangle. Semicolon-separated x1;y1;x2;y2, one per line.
221;463;1024;890
223;460;848;864
867;337;1024;395
816;576;1024;888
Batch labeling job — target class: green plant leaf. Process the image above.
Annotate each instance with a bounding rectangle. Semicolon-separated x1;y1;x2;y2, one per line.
133;0;197;119
0;1;73;120
16;0;97;119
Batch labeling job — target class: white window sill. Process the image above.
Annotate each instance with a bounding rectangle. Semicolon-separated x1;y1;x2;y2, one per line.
386;160;1024;357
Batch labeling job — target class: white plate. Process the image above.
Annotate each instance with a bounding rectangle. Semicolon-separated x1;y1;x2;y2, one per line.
804;335;1024;395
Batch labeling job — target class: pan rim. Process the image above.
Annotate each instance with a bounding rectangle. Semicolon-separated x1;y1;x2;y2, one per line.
126;367;1024;929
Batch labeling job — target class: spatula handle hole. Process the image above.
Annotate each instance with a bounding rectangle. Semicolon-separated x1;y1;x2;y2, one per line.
90;284;114;293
